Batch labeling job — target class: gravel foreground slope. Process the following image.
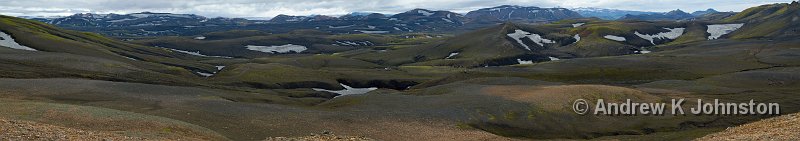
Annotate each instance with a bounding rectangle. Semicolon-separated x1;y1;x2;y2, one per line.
264;133;375;141
696;113;800;140
0;118;141;140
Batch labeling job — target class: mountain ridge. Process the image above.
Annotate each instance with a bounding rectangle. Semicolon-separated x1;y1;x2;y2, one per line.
28;5;584;37
570;7;658;20
618;9;695;21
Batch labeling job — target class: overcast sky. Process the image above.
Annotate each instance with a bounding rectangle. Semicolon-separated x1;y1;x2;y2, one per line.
0;0;795;18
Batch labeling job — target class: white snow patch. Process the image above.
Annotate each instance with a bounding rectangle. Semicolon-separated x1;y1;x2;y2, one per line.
336;41;359;46
164;47;232;58
0;31;37;51
393;27;401;31
367;25;376;29
197;72;214;77
121;56;138;61
355;30;389;34
328;25;355;29
107;18;138;22
312;83;378;97
517;59;534;65
604;35;626;41
194;36;206;40
707;23;744;40
418;10;434;16
634;28;685;45
441;18;453;23
573;34;581;44
572;23;585;27
246;44;307;54
131;23;161;26
548;57;560;61
170;49;205;56
336;41;373;46
196;65;226;77
636;48;652;54
506;29;555;51
445;52;459;59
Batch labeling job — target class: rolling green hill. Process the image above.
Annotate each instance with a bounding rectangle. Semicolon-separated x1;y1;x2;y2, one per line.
352;19;708;67
725;1;800;39
0;15;224;85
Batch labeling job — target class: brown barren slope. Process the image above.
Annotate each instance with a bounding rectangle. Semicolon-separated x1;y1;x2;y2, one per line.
696;113;800;140
1;118;147;140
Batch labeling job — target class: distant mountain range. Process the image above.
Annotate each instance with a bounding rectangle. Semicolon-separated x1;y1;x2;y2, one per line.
574;8;725;21
22;6;726;37
570;7;659;20
22;5;586;37
618;9;695;21
42;12;249;27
